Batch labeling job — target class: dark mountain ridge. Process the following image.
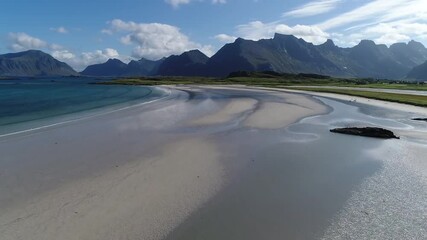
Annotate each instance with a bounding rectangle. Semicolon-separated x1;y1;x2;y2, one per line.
81;59;128;76
126;58;164;76
407;61;427;80
80;58;164;77
0;50;78;77
157;50;209;76
203;34;427;79
3;34;427;80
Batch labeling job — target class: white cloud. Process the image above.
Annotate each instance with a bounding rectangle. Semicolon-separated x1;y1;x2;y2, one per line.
6;31;130;71
80;48;120;64
317;0;427;47
105;19;213;59
101;29;113;35
165;0;190;7
283;0;341;18
7;32;65;52
51;50;75;60
375;33;411;45
327;20;427;47
214;34;237;43
52;48;127;71
222;0;426;48
165;0;226;7
49;43;64;51
50;26;68;34
212;0;226;4
318;0;427;30
356;21;427;45
236;21;330;44
8;32;47;51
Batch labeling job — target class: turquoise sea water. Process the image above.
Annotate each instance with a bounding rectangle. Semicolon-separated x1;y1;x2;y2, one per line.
0;77;165;135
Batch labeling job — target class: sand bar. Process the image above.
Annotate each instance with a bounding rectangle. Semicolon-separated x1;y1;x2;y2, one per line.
278;88;427;116
1;85;426;240
191;98;257;125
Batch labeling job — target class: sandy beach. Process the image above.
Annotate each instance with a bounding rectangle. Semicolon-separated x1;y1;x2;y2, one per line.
1;86;426;240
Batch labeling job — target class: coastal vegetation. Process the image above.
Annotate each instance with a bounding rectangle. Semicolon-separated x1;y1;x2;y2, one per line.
287;87;427;107
97;71;427;107
100;72;425;88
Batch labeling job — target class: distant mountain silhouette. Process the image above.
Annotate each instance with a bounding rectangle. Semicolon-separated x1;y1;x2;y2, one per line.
81;59;128;76
4;35;427;80
347;40;408;79
126;58;164;76
157;50;209;76
407;61;427;80
0;50;77;77
204;34;427;79
390;40;427;68
80;58;164;77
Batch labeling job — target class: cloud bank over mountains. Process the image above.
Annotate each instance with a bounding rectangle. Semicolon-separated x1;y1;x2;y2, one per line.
4;0;427;70
216;0;427;46
104;19;213;60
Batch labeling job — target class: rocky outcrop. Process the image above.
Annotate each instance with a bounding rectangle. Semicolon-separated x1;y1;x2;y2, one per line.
330;127;399;139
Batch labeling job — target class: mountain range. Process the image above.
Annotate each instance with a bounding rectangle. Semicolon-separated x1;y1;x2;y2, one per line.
0;50;78;77
1;34;427;80
407;60;427;81
81;58;164;77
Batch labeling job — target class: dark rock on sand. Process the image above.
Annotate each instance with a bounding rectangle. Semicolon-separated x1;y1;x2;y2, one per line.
330;127;400;139
412;118;427;122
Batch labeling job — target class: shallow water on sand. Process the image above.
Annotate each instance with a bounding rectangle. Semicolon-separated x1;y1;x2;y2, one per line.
0;77;165;135
1;85;426;240
165;96;427;240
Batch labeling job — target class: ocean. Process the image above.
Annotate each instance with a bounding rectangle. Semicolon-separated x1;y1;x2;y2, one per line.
0;77;166;136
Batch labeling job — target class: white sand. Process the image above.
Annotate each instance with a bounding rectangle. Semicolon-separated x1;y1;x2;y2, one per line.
244;92;327;129
280;88;427;116
0;138;224;240
188;85;329;129
0;86;333;240
192;98;257;125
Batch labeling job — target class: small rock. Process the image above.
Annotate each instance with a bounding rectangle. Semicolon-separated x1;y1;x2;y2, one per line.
330;127;399;139
412;118;427;122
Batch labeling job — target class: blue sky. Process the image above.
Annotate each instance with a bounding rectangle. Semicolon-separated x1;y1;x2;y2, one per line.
1;0;426;70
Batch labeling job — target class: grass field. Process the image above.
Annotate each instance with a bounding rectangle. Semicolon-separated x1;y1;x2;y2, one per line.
101;77;427;90
286;87;427;107
97;74;427;107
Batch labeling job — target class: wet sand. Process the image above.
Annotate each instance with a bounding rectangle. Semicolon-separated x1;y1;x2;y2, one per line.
1;86;426;240
280;87;427;116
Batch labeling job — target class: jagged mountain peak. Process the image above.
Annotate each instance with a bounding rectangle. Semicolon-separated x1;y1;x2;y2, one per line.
105;58;125;64
156;49;209;76
179;49;209;63
356;39;377;47
407;60;427;80
4;34;427;81
320;39;337;49
408;40;426;50
273;33;298;41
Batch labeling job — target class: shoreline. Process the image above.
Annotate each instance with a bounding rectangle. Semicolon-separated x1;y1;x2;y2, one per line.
0;85;331;240
0;86;171;138
221;85;427;116
280;87;427;114
1;85;426;239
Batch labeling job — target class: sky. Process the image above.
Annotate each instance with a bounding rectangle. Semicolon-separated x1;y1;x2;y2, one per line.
1;0;427;71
